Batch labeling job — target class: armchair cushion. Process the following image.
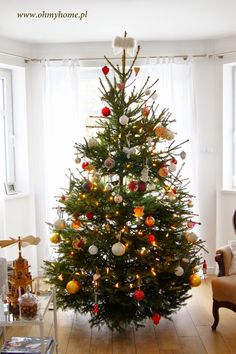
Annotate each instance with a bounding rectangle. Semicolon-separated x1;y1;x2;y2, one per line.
212;274;236;303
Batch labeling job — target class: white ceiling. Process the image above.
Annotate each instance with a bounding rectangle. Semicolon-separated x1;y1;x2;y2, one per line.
0;0;236;44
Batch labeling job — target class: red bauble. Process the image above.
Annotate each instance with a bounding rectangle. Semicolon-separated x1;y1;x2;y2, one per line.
133;289;145;301
172;187;177;194
142;106;150;117
82;181;93;192
101;106;111;117
93;303;99;315
160;160;166;167
102;66;109;75
145;216;155;227
152;312;161;325
86;212;94;220
138;181;147;192
128;181;138;192
171;157;177;164
147;234;155;244
82;161;89;170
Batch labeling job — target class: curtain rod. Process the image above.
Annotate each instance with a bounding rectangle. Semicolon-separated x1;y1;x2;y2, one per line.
0;50;229;63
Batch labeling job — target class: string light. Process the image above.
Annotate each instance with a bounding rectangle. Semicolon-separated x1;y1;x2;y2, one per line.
58;274;63;281
106;267;110;274
114;283;119;288
151;267;156;276
70;251;74;256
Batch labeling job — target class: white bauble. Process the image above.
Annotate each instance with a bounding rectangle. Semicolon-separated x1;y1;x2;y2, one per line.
151;92;158;100
88;245;98;255
119;115;129;125
175;266;184;276
180;151;187;159
145;89;151;95
166;129;175;140
74;156;81;164
114;195;123;204
112;242;126;256
54;218;66;230
104;157;115;169
168;163;177;173
185;232;198;243
88;137;99;148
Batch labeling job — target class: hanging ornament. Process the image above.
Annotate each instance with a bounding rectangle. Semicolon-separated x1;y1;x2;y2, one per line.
158;167;168;178
112;241;126;256
147;183;156;191
82;181;93;192
105;183;113;191
154;124;167;139
86;212;94;220
145;216;155;227
167;190;176;201
187;220;196;229
66;279;80;294
102;65;109;75
203;259;207;276
54;218;66;231
141;106;150;117
166;129;175;140
140;167;149;182
82;161;89;170
171;157;177;164
101;106;111;117
119;115;129;125
151;92;158;100
93;303;99;316
152;312;161;325
134;206;144;218
88;137;99;148
175;265;184;276
112;35;137;56
128;180;138;192
93;270;101;282
117;83;124;90
147;234;155;244
138;180;147;192
104;157;115;169
74;155;81;164
180;150;186;159
114;195;123;204
133;289;145;301
88;245;98;255
72;238;86;250
145;89;151;95
168;163;177;173
123;146;136;159
188;199;193;207
49;232;61;244
133;67;140;76
185;232;198;243
72;219;82;230
189;274;201;287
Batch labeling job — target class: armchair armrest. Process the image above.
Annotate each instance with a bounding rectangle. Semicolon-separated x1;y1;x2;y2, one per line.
215;250;225;277
215;245;233;276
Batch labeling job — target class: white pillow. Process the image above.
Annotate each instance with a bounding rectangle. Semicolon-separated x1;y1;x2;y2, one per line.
228;241;236;275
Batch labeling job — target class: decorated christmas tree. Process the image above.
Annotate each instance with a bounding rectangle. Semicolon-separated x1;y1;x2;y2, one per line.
44;33;205;331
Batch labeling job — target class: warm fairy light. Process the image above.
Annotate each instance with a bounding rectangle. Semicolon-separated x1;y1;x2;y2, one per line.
58;274;63;281
152;163;156;167
139;128;144;133
155;257;160;261
106;267;110;274
152;241;158;247
138;230;143;236
151;267;156;276
136;274;140;279
81;270;85;275
95;201;99;206
82;194;86;199
126;164;131;168
171;225;176;230
109;196;113;201
125;242;129;249
129;283;133;288
173;213;177;218
75;272;80;275
166;233;169;238
114;283;119;288
105;214;109;219
140;247;146;255
115;211;119;215
70;251;74;256
66;240;70;244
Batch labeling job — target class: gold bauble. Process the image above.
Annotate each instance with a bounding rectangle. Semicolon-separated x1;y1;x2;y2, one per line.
66;279;80;294
49;232;61;244
189;274;201;287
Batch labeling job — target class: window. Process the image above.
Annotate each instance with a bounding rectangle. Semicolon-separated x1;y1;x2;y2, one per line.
0;69;15;187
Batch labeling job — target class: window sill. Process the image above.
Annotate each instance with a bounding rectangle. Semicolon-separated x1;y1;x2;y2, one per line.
3;192;30;201
221;189;236;194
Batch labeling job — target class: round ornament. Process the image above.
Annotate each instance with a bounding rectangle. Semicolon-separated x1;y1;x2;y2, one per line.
66;279;80;294
145;216;155;227
72;219;81;230
49;232;61;244
134;206;144;218
54;218;66;231
145;89;151;95
185;232;198;243
133;289;145;301
102;66;109;75
187;220;195;229
188;199;193;207
147;234;155;244
104;157;115;169
88;137;99;148
114;195;123;204
168;163;177;173
88;245;98;255
152;312;161;325
189;274;201;287
74;156;81;164
128;180;138;192
175;266;184;276
138;180;147;192
151;92;158;100
119;115;129;125
86;212;94;220
180;150;186;159
117;83;124;90
101;106;111;117
112;241;126;256
72;238;85;250
82;181;93;192
142;106;150;117
158;167;168;178
155;125;167;139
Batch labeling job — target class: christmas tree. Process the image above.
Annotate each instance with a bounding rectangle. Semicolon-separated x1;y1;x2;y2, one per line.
44;33;205;332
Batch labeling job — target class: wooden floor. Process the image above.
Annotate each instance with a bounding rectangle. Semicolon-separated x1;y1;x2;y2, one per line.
3;276;236;353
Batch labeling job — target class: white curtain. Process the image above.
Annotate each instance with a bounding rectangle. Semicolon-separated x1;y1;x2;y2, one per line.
43;60;85;225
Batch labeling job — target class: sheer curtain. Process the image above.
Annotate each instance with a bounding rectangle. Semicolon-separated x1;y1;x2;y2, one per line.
43;60;85;225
